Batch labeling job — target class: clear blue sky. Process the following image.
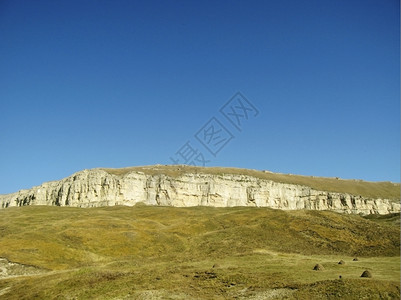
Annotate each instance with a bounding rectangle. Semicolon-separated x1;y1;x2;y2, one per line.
0;0;399;194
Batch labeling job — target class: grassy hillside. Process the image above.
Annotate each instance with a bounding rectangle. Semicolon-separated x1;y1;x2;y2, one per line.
101;165;401;200
0;205;399;299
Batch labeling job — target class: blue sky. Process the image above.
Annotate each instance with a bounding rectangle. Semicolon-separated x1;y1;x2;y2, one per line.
0;0;399;194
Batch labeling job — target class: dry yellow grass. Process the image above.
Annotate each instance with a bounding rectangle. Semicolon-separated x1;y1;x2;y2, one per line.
0;206;399;299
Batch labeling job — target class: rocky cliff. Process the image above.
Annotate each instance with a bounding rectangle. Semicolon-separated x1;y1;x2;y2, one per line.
0;166;399;215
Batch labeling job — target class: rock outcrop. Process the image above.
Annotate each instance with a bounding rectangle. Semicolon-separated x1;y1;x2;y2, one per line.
0;167;399;215
0;258;44;279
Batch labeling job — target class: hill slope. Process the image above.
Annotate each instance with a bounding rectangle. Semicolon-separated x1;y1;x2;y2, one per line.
0;206;399;299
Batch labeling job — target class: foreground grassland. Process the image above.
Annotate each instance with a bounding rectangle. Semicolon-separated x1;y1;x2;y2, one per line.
101;165;401;200
0;206;399;299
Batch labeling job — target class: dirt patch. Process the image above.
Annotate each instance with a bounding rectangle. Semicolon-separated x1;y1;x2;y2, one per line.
0;287;11;297
128;289;188;299
0;257;45;279
238;288;297;299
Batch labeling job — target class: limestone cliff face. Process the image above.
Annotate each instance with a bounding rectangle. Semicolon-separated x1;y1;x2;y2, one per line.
0;169;399;215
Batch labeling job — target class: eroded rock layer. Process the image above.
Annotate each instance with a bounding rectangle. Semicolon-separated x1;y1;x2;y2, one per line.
0;168;399;215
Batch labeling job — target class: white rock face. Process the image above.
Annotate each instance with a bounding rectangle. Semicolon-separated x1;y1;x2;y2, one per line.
0;169;399;215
